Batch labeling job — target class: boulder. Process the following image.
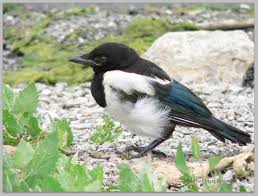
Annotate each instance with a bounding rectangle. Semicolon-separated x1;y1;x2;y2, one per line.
143;30;254;86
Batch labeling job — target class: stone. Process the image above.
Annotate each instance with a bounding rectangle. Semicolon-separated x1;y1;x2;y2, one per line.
240;4;251;10
41;89;51;96
208;145;220;154
143;30;254;86
223;170;234;182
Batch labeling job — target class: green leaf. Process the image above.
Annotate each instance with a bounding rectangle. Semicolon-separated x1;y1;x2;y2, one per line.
119;163;165;192
191;137;201;160
89;164;104;183
119;163;141;192
12;82;39;114
13;139;34;169
105;185;119;192
35;176;64;192
90;113;122;144
3;85;14;111
50;119;74;149
175;143;192;177
3;149;19;192
219;183;233;192
140;162;166;192
3;131;20;145
20;112;42;138
3;109;23;137
240;185;247;192
84;180;103;192
26;131;60;179
56;162;92;192
208;156;221;172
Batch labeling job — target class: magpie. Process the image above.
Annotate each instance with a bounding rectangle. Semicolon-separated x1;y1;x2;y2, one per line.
69;42;252;158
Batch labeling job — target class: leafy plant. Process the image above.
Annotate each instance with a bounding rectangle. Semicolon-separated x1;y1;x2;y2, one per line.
2;82;103;192
176;143;199;192
50;119;74;150
191;136;201;160
63;6;95;17
3;132;103;192
119;162;166;192
175;137;247;192
90;113;122;144
3;83;42;145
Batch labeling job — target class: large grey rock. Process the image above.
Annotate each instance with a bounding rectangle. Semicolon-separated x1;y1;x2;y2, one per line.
143;30;254;86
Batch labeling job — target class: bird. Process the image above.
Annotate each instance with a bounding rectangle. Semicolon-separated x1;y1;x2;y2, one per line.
69;42;252;158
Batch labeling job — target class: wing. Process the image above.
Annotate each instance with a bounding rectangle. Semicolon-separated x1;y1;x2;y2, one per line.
103;70;212;127
103;70;156;97
152;80;213;126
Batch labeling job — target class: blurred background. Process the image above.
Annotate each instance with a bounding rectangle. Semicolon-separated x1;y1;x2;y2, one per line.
3;3;254;87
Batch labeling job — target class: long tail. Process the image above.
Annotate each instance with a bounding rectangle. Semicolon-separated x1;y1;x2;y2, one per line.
199;116;252;145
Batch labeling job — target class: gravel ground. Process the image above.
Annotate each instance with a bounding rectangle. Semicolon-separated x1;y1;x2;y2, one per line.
12;82;254;191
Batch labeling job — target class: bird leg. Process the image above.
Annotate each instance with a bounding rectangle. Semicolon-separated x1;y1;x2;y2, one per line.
129;138;169;158
123;124;176;159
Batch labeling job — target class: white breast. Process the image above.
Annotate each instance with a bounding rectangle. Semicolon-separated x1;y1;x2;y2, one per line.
103;85;171;139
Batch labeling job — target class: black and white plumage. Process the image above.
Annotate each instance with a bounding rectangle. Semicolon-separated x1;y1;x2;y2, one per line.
69;42;251;158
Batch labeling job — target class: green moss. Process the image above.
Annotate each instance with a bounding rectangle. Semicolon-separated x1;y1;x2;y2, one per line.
4;15;198;86
85;18;198;54
63;6;95;17
173;5;204;14
3;3;25;15
4;66;93;86
205;4;243;12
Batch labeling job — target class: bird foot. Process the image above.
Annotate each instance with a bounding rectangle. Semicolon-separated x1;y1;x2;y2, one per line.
118;145;167;159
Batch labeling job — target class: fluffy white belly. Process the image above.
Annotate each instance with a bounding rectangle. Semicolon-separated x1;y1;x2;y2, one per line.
104;85;171;139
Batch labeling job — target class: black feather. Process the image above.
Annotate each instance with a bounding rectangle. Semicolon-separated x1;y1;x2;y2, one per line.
152;80;251;145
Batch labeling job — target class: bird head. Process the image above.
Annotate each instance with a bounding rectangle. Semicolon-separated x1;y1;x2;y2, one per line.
69;42;139;73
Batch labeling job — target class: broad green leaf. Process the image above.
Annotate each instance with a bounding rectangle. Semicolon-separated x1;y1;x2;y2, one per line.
105;185;119;192
3;149;19;192
12;82;39;114
219;183;233;192
191;137;201;160
20;112;42;138
3;85;14;111
142;173;154;192
140;162;166;192
119;163;165;192
119;163;141;192
51;119;73;149
175;143;192;177
208;156;221;172
84;180;102;192
88;165;104;191
240;185;247;192
15;181;31;192
26;131;60;178
3;109;23;137
89;164;103;183
57;163;92;192
35;176;64;192
3;131;20;145
13;139;34;169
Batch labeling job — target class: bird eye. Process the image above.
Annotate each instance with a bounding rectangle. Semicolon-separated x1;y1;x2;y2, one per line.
101;56;107;63
94;56;106;66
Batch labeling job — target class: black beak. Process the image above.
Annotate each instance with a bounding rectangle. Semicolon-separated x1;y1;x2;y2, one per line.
68;54;97;67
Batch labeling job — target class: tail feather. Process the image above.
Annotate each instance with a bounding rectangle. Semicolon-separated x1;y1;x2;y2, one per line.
202;117;252;145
